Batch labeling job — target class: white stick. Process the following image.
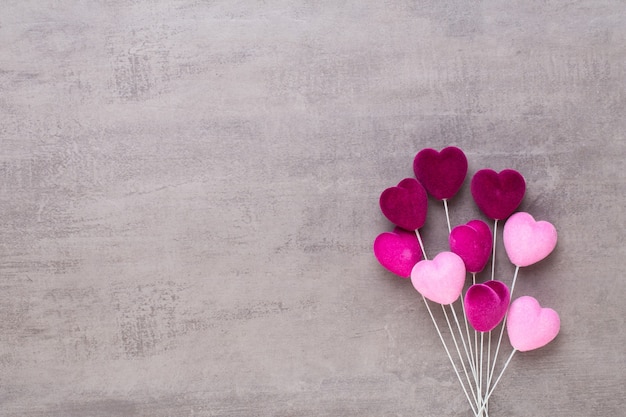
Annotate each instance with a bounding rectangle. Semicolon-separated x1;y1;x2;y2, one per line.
483;219;498;415
460;294;477;378
487;266;520;390
422;296;478;416
472;273;479;399
415;229;480;415
414;229;428;261
443;304;480;408
479;332;484;405
451;301;477;380
491;219;498;281
478;350;517;415
443;199;452;234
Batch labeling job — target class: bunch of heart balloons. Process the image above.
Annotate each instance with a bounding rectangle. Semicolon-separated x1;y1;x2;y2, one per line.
373;147;560;416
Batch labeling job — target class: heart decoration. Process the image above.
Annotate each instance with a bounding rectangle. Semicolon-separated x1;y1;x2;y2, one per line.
413;146;468;200
503;212;557;267
465;280;510;332
470;169;526;220
449;219;492;273
374;147;562;413
507;296;560;352
411;251;465;305
373;227;422;278
379;178;428;231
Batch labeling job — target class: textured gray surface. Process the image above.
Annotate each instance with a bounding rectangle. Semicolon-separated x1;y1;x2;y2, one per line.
1;1;625;416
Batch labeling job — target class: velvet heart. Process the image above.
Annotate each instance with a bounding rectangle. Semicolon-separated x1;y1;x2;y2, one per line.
413;146;468;200
464;280;510;332
379;178;428;231
507;296;560;352
503;212;557;267
373;227;422;278
411;251;465;305
470;169;526;220
449;219;492;273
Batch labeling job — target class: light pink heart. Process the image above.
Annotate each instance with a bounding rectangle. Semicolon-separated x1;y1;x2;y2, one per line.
503;212;557;267
373;227;423;278
411;251;466;305
465;280;510;332
507;296;560;352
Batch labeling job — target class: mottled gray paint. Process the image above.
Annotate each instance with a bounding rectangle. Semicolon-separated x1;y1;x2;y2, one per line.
0;1;624;416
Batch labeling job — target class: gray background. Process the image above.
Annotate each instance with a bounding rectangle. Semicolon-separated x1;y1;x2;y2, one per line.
1;1;624;416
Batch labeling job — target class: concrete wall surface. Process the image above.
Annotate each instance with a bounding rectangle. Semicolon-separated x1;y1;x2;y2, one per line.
1;1;624;416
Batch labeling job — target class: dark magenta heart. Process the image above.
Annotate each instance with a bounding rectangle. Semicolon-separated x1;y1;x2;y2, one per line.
373;227;422;278
465;280;510;332
413;146;468;200
379;178;428;230
449;219;492;273
470;169;526;220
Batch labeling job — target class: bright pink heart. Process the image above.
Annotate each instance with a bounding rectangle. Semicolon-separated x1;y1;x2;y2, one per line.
411;251;466;305
449;219;492;273
465;280;510;332
503;212;557;267
413;146;468;200
471;169;526;220
373;227;422;278
379;178;428;231
507;296;560;352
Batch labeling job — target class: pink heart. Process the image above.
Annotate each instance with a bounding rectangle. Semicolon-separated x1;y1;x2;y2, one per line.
503;212;557;267
413;146;468;200
449;219;492;273
379;178;428;231
464;280;510;332
373;227;423;278
411;252;466;305
470;169;526;220
507;296;560;352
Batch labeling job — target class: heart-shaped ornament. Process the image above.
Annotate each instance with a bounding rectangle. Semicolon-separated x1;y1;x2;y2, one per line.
503;212;557;267
373;227;422;278
411;251;466;305
379;178;428;231
507;296;560;352
470;169;526;220
465;280;510;332
449;219;492;273
413;146;468;200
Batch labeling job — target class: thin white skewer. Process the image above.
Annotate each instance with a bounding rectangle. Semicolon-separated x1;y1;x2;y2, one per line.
472;273;479;400
485;328;491;415
478;350;517;416
460;294;477;378
415;229;480;416
480;332;484;408
443;199;452;234
443;195;480;393
486;266;520;394
442;304;480;408
414;230;427;261
451;301;477;380
491;219;498;281
444;195;480;400
422;296;479;416
484;219;498;415
452;300;485;415
443;193;483;411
